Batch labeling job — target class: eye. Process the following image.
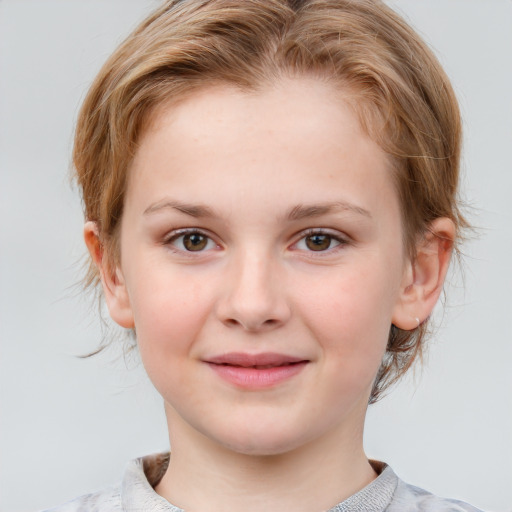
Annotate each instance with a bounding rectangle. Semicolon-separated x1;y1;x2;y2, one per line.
294;231;344;252
166;230;217;252
304;233;337;251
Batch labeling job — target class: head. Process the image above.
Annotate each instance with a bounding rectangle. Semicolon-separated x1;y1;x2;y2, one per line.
75;0;466;404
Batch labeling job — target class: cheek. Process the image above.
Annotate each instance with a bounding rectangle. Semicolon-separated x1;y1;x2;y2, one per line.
298;268;395;376
127;272;213;370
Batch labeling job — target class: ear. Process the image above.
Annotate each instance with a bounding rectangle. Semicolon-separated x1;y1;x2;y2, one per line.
392;218;455;330
83;221;135;329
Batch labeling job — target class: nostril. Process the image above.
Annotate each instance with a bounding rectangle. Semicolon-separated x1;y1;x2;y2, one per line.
222;316;281;331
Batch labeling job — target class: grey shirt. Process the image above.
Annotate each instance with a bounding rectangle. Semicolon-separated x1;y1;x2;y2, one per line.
43;453;484;512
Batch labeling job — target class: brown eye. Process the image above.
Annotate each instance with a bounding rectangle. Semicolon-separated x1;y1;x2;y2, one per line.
305;234;332;251
183;233;208;251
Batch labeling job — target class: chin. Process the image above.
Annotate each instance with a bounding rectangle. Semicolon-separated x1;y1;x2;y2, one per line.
211;423;315;458
223;439;302;457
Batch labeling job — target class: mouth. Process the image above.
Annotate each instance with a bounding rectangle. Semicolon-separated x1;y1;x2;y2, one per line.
218;363;299;369
204;352;309;388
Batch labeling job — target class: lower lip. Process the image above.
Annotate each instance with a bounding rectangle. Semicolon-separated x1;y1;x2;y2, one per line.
207;362;308;389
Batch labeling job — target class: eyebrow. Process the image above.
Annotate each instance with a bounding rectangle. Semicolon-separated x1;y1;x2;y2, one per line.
287;202;372;221
144;200;217;218
143;199;371;220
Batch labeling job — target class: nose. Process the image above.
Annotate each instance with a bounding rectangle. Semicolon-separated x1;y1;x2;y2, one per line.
215;250;291;332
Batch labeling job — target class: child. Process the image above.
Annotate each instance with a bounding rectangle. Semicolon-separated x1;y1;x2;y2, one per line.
47;0;483;510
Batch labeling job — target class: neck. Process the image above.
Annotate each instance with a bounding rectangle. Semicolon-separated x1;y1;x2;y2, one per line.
155;406;377;512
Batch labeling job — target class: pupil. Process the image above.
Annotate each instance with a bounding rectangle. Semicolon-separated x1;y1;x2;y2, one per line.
306;234;331;251
184;233;207;251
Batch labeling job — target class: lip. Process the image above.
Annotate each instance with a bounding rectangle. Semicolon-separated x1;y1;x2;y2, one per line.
204;352;309;389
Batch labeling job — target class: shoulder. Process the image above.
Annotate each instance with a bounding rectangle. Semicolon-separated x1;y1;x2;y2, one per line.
40;485;122;512
39;453;173;512
388;476;484;512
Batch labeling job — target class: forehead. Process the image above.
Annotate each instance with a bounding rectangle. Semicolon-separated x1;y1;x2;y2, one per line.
127;78;399;224
149;78;360;137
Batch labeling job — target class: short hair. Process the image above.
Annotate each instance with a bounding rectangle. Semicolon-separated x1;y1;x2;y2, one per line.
74;0;467;402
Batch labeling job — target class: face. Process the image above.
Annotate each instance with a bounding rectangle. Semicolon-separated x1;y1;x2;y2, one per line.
110;79;411;456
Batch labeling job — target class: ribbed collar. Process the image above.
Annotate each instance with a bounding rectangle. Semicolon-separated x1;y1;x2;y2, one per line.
121;453;398;512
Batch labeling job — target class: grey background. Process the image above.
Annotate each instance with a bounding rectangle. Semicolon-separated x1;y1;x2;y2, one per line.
0;1;511;511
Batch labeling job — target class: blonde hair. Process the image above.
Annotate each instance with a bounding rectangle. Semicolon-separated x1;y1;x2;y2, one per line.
74;0;467;402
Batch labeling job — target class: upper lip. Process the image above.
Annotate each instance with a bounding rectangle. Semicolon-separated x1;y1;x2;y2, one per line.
205;352;308;368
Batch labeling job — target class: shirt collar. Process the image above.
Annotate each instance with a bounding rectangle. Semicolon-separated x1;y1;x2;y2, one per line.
121;453;398;512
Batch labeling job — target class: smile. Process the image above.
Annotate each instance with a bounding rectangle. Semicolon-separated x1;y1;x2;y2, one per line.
204;353;309;389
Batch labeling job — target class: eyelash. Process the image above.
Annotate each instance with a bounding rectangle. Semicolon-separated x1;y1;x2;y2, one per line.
163;229;219;254
163;228;348;255
292;229;348;255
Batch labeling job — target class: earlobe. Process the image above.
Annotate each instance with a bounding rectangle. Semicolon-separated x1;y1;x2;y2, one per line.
392;218;455;330
83;221;135;329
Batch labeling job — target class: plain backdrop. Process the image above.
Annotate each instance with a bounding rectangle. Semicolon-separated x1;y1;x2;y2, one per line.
1;1;511;511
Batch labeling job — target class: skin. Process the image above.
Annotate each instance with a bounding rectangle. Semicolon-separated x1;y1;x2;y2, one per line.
85;78;454;512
